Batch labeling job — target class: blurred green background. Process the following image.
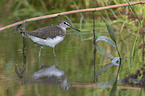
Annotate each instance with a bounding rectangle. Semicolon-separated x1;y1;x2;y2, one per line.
0;0;145;96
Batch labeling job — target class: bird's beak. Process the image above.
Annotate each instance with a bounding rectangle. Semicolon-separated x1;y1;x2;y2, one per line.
66;24;80;32
69;25;80;32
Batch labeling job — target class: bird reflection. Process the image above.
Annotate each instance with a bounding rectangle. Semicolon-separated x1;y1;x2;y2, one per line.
26;65;71;91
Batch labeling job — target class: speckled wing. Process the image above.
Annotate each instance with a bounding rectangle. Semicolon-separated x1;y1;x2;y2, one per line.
24;26;65;39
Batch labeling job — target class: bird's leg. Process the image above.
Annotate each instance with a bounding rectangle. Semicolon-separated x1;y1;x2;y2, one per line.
38;46;43;67
53;47;56;65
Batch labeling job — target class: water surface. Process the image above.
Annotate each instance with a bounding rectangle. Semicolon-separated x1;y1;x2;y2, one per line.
0;18;144;96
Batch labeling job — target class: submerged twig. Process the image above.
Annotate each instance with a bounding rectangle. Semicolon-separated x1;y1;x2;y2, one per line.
0;1;145;31
21;22;26;82
14;24;22;34
15;22;27;83
92;11;96;82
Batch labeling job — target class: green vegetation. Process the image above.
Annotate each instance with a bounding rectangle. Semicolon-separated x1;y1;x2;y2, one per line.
0;0;145;96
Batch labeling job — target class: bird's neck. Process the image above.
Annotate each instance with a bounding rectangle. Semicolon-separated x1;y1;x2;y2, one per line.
57;25;66;33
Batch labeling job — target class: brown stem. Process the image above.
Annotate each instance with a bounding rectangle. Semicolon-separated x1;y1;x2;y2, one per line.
93;11;96;82
0;1;145;31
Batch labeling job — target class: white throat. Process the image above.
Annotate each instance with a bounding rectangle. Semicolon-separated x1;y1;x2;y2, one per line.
57;25;66;32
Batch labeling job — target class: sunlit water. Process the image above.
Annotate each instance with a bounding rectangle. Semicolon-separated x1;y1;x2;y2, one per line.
0;19;144;96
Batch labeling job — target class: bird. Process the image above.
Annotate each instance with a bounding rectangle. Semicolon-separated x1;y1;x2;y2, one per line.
27;65;70;90
20;19;80;65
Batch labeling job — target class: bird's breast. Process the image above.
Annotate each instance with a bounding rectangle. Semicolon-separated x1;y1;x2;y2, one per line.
27;34;64;47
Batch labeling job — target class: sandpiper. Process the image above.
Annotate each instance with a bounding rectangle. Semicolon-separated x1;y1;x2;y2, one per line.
20;19;80;65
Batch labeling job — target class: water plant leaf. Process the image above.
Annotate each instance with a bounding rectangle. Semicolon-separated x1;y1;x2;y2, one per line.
96;36;116;47
96;36;116;59
96;44;114;59
96;63;116;88
98;16;121;96
102;16;117;43
109;79;117;96
111;57;120;65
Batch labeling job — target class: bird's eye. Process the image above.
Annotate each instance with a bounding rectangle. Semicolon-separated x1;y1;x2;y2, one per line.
64;22;66;24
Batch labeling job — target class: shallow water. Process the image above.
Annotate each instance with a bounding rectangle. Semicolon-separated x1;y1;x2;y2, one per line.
0;19;144;96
